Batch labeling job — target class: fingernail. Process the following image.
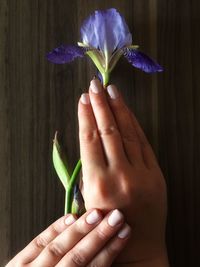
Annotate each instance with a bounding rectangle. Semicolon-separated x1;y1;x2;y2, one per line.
93;75;97;80
108;209;123;227
107;85;119;99
81;93;90;105
118;224;131;239
90;79;101;94
65;215;76;225
86;210;101;224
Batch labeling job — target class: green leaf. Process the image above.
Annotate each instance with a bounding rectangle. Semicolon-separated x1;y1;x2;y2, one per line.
52;132;70;190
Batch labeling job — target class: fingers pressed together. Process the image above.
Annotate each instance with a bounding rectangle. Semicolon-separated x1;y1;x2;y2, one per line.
12;209;131;267
78;78;157;170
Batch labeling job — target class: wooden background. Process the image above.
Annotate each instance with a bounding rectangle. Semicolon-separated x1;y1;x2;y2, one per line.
0;0;200;266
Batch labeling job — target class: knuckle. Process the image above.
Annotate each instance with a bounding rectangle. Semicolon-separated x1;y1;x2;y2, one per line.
136;129;149;147
35;234;49;249
122;128;139;143
50;223;60;235
80;128;99;143
75;220;89;235
47;242;65;257
50;224;60;236
106;244;118;256
139;135;148;147
98;125;119;137
70;249;86;266
96;227;110;240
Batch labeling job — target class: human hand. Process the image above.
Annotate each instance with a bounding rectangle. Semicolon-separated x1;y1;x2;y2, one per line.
78;79;169;266
6;209;131;267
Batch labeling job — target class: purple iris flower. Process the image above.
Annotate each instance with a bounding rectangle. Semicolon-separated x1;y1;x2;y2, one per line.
47;8;163;85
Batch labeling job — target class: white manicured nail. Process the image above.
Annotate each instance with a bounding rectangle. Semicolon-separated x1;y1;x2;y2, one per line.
65;215;76;225
90;79;101;94
81;93;90;104
107;85;119;99
118;224;131;239
108;209;123;227
86;210;101;224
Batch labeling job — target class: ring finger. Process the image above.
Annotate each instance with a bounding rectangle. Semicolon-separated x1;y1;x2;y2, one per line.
106;84;144;166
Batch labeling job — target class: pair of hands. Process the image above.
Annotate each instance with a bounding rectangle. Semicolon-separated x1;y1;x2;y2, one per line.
6;79;169;267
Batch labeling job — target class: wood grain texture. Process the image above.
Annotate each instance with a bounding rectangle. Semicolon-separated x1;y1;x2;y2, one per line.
0;1;199;266
0;1;10;265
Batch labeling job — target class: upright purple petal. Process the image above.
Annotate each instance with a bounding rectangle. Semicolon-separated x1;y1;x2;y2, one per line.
81;8;132;53
46;45;86;64
124;48;163;73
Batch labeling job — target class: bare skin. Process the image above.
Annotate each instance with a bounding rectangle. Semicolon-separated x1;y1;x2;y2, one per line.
6;209;131;267
78;79;169;266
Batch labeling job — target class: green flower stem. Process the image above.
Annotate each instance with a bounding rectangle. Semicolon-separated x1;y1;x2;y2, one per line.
102;72;110;87
65;159;82;214
64;190;68;215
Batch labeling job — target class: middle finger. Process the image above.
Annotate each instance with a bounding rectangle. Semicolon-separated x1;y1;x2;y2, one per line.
89;78;127;165
56;209;125;267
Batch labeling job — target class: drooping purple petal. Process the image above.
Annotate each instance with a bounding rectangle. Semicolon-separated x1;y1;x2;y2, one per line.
46;45;86;64
81;8;132;53
124;48;163;73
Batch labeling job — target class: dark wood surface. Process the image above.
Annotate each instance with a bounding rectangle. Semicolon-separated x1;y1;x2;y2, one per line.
0;0;200;266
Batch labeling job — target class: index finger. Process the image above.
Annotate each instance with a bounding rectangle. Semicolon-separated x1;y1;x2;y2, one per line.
78;93;106;170
12;215;76;264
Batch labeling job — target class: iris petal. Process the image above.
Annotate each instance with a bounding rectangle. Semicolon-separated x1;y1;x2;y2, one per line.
124;48;163;73
47;45;86;64
81;8;132;53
